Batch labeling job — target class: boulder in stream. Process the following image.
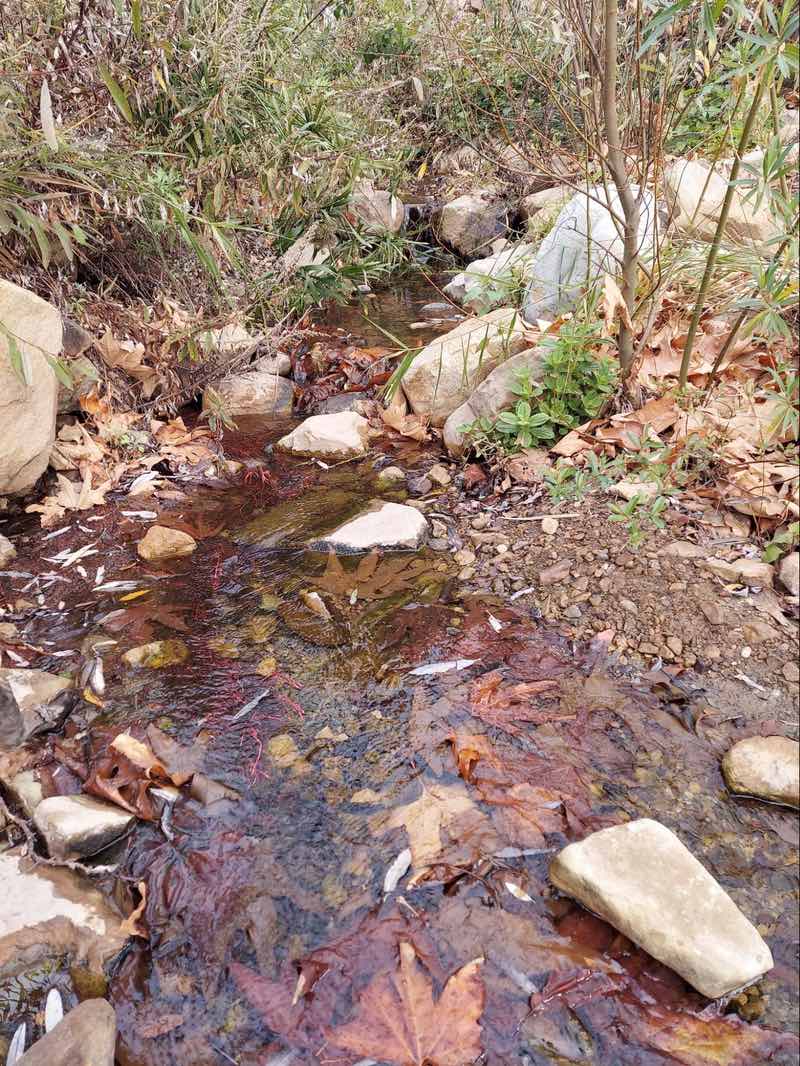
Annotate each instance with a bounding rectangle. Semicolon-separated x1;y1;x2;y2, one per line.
203;369;293;419
277;411;372;460
34;795;135;860
437;192;508;258
137;524;197;563
401;307;528;427
17;999;116;1066
0;667;72;749
0;280;62;496
310;501;429;553
722;736;799;808
443;242;538;308
0;852;126;978
550;818;774;999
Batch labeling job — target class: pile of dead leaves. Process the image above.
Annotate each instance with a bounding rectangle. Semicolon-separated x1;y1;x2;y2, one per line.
27;413;216;527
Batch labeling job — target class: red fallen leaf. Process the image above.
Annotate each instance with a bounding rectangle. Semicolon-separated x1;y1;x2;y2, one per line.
140;1012;184;1039
462;463;487;490
100;602;190;642
329;941;485;1066
470;669;568;736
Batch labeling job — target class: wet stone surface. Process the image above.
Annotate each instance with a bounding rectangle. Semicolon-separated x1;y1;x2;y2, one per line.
0;428;797;1066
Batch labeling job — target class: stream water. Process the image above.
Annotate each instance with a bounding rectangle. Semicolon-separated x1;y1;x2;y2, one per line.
1;289;798;1066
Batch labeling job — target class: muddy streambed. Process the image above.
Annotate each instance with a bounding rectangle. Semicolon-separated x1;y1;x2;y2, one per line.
1;362;799;1063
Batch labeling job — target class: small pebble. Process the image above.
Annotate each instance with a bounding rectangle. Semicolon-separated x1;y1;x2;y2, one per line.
541;516;559;535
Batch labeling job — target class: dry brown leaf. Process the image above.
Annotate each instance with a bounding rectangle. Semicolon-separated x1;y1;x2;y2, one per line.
551;425;593;458
120;881;148;939
94;329;162;398
110;733;167;778
26;471;112;527
601;274;633;331
49;423;107;471
372;780;477;870
330;940;484;1066
382;391;430;441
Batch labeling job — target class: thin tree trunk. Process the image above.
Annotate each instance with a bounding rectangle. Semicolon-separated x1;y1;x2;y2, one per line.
602;0;640;378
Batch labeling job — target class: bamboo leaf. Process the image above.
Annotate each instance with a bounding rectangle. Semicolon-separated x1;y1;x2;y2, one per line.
131;0;142;36
51;221;74;262
46;355;76;389
1;325;30;386
40;79;59;151
98;65;135;124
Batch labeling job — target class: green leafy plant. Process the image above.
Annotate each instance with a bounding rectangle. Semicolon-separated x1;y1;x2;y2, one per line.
609;493;670;549
495;400;556;449
763;520;799;563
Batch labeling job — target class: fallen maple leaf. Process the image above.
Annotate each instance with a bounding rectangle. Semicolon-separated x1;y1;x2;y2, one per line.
382;398;430;442
330;941;484;1066
313;549;429;601
372;779;485;871
95;329;162;397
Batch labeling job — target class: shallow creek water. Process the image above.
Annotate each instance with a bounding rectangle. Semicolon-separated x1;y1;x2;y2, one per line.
1;300;799;1065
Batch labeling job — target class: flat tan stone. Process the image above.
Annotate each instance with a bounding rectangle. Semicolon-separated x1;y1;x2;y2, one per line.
550;818;773;999
18;999;116;1066
722;736;799;808
700;556;774;587
34;795;134;860
137;524;197;562
0;852;126;978
310;501;428;553
277;412;371;460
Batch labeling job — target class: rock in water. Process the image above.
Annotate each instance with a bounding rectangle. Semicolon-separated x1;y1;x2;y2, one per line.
0;667;72;749
0;280;62;496
438;192;507;258
401;308;528;426
0;853;126;978
443;242;538;307
722;736;799;808
203;370;293;418
277;412;372;460
550;818;773;999
522;185;657;324
34;795;134;860
309;501;428;553
137;524;197;562
443;346;547;456
17;999;116;1066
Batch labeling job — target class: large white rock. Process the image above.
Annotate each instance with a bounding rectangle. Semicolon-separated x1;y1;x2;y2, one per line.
277;412;371;459
664;158;778;247
203;370;293;419
522;185;657;323
310;501;428;553
34;795;134;860
0;280;61;495
0;667;72;749
17;999;117;1066
438;192;508;258
443;346;547;456
722;736;799;808
0;852;126;977
443;242;538;307
550;818;773;999
401;307;528;426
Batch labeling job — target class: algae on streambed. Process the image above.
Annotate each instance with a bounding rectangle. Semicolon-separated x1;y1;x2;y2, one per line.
2;444;798;1066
